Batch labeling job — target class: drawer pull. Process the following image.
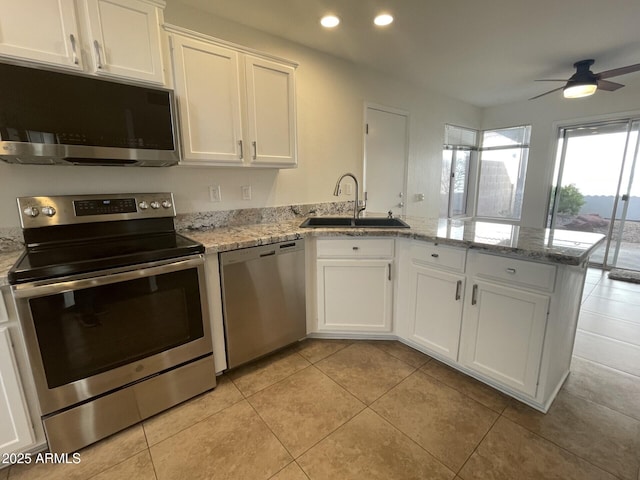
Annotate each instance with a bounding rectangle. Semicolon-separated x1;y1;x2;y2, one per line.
352;246;359;251
471;284;478;305
431;253;439;258
506;268;517;274
455;280;462;300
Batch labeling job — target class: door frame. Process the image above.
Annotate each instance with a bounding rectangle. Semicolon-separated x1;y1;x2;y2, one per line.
548;116;640;269
363;102;410;216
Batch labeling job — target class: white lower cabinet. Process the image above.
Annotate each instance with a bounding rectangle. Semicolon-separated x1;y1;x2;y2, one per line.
0;326;34;455
315;238;394;333
459;279;549;397
396;241;466;361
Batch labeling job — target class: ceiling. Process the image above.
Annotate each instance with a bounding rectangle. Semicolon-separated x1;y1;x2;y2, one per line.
177;0;640;107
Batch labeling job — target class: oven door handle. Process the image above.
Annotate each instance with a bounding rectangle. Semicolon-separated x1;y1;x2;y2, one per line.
12;255;205;298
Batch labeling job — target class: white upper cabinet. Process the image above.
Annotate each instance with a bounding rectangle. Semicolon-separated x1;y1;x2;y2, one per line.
84;0;165;84
0;0;166;85
244;56;297;166
0;0;82;70
171;34;244;164
167;27;298;168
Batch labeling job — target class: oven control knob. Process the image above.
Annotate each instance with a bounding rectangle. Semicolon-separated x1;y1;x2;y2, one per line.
23;206;39;217
150;201;160;209
161;200;172;209
41;206;56;217
138;201;149;210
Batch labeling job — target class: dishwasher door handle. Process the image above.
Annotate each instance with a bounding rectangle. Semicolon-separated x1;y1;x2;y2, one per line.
260;250;276;257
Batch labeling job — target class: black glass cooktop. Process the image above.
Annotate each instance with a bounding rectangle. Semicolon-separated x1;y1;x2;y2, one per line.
8;232;204;285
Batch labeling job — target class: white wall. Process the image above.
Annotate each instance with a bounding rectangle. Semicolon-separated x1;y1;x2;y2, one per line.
0;1;480;228
482;84;640;228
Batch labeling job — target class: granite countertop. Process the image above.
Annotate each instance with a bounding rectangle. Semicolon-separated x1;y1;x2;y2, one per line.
182;216;605;265
0;216;605;287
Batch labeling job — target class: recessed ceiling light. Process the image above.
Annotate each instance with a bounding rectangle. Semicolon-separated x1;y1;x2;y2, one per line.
374;13;393;26
320;15;340;28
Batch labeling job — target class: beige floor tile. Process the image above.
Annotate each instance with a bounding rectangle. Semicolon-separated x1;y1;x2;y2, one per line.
296;338;352;363
8;425;147;480
150;400;291;480
420;359;509;413
565;356;640;420
229;348;311;397
315;343;415;404
143;374;243;445
503;390;640;480
459;416;618;480
297;409;454;480
573;329;640;377
90;450;155;480
269;462;309;480
368;340;432;368
371;371;498;471
249;366;364;458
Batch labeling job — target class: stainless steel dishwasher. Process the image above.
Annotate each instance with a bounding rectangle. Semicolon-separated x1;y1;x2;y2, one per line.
219;239;306;369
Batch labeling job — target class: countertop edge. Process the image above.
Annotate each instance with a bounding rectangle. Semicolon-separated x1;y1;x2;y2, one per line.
0;223;606;287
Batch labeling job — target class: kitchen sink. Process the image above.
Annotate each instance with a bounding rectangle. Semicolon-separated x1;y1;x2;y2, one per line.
299;216;410;228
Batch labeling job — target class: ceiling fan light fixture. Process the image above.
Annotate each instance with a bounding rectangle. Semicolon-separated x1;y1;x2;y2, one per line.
320;14;340;28
563;82;598;98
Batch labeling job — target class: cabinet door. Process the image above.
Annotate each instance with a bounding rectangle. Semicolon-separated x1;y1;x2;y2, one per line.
171;35;244;165
0;328;34;455
406;264;464;361
0;0;82;69
244;56;297;167
317;259;392;332
84;0;164;84
460;280;549;397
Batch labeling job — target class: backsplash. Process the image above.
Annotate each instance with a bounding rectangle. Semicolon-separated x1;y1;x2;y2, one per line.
0;202;354;253
175;201;354;231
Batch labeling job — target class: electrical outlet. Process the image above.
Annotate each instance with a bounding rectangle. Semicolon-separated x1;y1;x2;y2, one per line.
241;185;252;200
345;183;353;195
209;185;221;202
415;193;425;201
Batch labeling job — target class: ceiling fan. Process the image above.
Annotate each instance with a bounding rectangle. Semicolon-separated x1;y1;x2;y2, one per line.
529;59;640;100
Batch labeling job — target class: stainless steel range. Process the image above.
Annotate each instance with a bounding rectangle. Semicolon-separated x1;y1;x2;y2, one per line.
8;193;215;453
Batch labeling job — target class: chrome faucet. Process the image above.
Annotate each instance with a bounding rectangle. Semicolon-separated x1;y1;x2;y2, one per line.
334;172;366;219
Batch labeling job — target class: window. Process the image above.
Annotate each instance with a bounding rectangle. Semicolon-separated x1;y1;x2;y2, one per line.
440;125;477;218
475;125;531;221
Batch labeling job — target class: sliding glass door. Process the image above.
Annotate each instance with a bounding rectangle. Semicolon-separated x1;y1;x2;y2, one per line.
549;119;640;270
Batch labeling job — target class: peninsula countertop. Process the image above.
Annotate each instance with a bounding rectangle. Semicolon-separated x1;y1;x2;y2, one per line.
0;216;606;287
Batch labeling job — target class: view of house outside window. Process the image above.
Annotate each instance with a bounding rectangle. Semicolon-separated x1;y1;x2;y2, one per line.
476;125;531;220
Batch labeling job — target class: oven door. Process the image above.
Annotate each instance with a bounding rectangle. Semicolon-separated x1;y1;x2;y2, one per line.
12;254;212;415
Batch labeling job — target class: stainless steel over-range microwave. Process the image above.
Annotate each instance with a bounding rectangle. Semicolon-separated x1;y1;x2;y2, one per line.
0;62;179;167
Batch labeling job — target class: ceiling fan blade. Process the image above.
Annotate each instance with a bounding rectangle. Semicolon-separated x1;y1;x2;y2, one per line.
597;79;625;91
529;86;564;100
597;63;640;79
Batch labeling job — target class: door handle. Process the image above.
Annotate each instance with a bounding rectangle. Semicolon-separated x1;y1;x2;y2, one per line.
388;263;392;281
455;280;462;300
69;34;79;65
471;284;478;305
252;141;257;160
93;40;103;69
239;140;244;159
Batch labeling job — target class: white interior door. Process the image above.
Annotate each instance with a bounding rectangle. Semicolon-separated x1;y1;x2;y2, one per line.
364;105;408;216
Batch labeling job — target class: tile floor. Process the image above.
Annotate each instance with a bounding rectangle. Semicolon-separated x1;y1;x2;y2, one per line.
4;269;640;480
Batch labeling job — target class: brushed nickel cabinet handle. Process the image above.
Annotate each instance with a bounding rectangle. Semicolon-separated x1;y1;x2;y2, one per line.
93;40;103;69
69;34;79;65
388;263;392;281
431;253;439;258
252;141;257;159
455;280;462;300
239;140;244;159
506;268;516;274
471;284;478;305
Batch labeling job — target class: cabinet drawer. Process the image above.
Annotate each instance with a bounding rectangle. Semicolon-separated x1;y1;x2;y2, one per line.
317;238;395;258
471;252;556;292
410;242;466;272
